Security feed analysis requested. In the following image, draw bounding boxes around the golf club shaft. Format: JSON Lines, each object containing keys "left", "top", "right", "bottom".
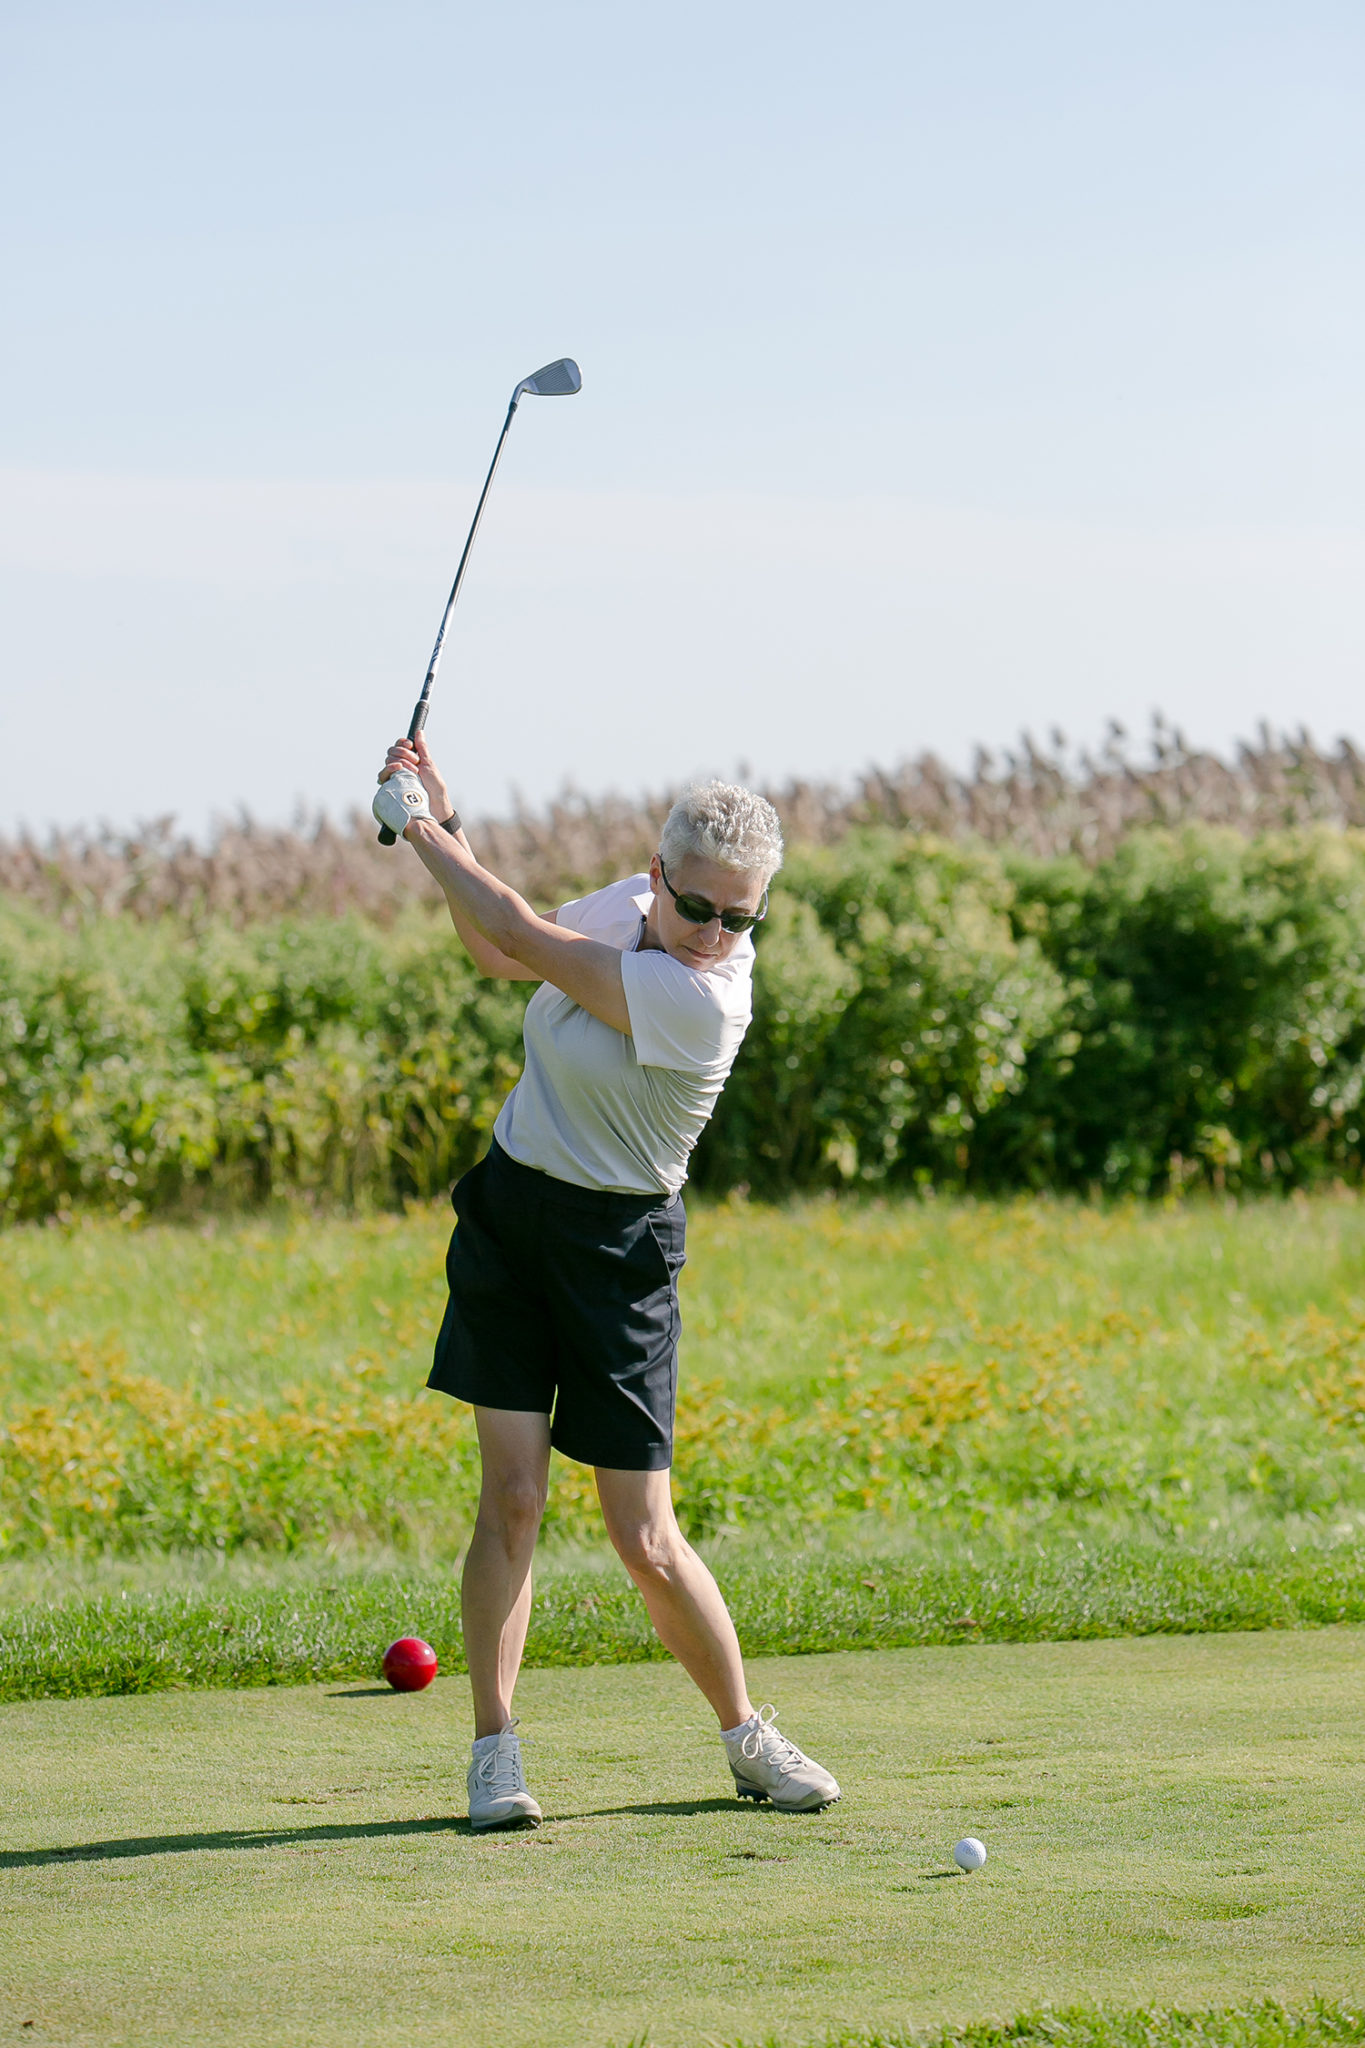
{"left": 377, "top": 396, "right": 522, "bottom": 844}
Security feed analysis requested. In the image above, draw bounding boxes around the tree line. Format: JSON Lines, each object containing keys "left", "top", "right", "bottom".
{"left": 3, "top": 822, "right": 1363, "bottom": 1219}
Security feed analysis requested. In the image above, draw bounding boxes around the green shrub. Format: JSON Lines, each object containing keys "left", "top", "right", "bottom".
{"left": 0, "top": 906, "right": 527, "bottom": 1219}
{"left": 994, "top": 827, "right": 1365, "bottom": 1192}
{"left": 699, "top": 833, "right": 1067, "bottom": 1192}
{"left": 5, "top": 826, "right": 1365, "bottom": 1214}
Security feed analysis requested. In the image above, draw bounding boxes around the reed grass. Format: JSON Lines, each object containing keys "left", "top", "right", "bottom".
{"left": 6, "top": 720, "right": 1365, "bottom": 928}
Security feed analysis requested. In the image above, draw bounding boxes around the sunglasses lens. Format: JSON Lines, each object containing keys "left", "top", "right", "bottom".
{"left": 660, "top": 861, "right": 765, "bottom": 934}
{"left": 678, "top": 901, "right": 755, "bottom": 932}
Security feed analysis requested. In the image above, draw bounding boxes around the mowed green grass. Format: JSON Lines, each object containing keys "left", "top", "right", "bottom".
{"left": 3, "top": 1630, "right": 1364, "bottom": 2048}
{"left": 6, "top": 1190, "right": 1365, "bottom": 1407}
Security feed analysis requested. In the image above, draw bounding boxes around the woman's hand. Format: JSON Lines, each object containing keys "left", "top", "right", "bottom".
{"left": 378, "top": 731, "right": 455, "bottom": 822}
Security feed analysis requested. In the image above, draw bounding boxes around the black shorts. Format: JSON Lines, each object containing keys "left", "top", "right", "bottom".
{"left": 428, "top": 1141, "right": 687, "bottom": 1471}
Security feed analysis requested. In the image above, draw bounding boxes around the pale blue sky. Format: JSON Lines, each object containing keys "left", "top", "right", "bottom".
{"left": 3, "top": 2, "right": 1363, "bottom": 833}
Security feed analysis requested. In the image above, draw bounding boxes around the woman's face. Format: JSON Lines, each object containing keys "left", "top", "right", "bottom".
{"left": 646, "top": 852, "right": 768, "bottom": 971}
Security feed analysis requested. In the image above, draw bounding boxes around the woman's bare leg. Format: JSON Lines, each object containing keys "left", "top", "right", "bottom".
{"left": 595, "top": 1467, "right": 754, "bottom": 1729}
{"left": 462, "top": 1407, "right": 552, "bottom": 1739}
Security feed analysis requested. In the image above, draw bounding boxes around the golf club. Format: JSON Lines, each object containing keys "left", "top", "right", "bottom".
{"left": 377, "top": 357, "right": 583, "bottom": 843}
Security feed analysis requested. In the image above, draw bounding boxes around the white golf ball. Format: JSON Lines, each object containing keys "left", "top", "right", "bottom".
{"left": 953, "top": 1837, "right": 987, "bottom": 1872}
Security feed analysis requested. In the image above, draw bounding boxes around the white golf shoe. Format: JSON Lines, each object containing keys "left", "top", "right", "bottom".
{"left": 723, "top": 1704, "right": 840, "bottom": 1812}
{"left": 467, "top": 1720, "right": 542, "bottom": 1831}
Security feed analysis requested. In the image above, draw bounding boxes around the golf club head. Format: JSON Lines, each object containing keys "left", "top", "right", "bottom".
{"left": 512, "top": 358, "right": 582, "bottom": 401}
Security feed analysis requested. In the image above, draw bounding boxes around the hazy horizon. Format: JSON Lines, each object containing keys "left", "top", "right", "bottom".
{"left": 4, "top": 2, "right": 1363, "bottom": 838}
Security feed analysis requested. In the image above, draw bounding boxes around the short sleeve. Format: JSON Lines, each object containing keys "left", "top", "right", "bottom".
{"left": 553, "top": 876, "right": 650, "bottom": 941}
{"left": 620, "top": 951, "right": 752, "bottom": 1075}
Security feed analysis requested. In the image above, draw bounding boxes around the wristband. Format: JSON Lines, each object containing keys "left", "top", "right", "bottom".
{"left": 439, "top": 810, "right": 463, "bottom": 835}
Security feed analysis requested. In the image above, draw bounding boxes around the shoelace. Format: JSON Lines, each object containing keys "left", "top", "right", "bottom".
{"left": 473, "top": 1718, "right": 526, "bottom": 1793}
{"left": 739, "top": 1703, "right": 803, "bottom": 1769}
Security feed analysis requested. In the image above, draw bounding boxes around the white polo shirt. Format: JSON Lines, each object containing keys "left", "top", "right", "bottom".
{"left": 492, "top": 874, "right": 754, "bottom": 1197}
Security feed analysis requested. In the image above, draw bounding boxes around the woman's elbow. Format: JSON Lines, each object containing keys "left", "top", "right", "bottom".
{"left": 487, "top": 913, "right": 540, "bottom": 969}
{"left": 461, "top": 930, "right": 521, "bottom": 980}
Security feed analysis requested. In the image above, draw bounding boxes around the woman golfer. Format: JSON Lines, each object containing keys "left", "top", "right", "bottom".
{"left": 375, "top": 735, "right": 839, "bottom": 1831}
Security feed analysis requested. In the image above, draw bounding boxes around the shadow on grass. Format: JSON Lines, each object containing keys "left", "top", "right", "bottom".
{"left": 0, "top": 1797, "right": 750, "bottom": 1868}
{"left": 1, "top": 1817, "right": 467, "bottom": 1866}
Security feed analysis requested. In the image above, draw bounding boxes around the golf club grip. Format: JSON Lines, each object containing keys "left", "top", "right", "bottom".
{"left": 376, "top": 694, "right": 432, "bottom": 844}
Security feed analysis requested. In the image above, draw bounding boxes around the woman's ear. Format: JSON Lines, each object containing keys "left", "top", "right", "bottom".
{"left": 648, "top": 854, "right": 662, "bottom": 892}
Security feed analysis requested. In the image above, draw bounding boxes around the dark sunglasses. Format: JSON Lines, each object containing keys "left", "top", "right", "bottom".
{"left": 658, "top": 858, "right": 768, "bottom": 934}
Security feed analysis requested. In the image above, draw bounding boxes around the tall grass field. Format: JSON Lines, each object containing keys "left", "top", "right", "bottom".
{"left": 3, "top": 1191, "right": 1364, "bottom": 1697}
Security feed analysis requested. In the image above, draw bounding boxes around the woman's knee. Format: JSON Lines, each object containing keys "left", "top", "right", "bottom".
{"left": 596, "top": 1468, "right": 681, "bottom": 1574}
{"left": 476, "top": 1470, "right": 547, "bottom": 1548}
{"left": 607, "top": 1513, "right": 687, "bottom": 1581}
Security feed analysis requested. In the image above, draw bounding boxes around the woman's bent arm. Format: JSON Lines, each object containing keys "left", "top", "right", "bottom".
{"left": 435, "top": 822, "right": 553, "bottom": 981}
{"left": 405, "top": 818, "right": 631, "bottom": 1033}
{"left": 376, "top": 730, "right": 552, "bottom": 984}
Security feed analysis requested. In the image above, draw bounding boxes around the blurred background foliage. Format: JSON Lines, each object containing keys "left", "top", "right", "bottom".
{"left": 4, "top": 806, "right": 1365, "bottom": 1217}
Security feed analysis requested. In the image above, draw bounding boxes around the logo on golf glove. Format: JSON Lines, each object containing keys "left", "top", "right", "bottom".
{"left": 373, "top": 770, "right": 433, "bottom": 835}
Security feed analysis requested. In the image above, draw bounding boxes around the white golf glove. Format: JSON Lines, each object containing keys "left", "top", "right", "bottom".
{"left": 372, "top": 770, "right": 434, "bottom": 836}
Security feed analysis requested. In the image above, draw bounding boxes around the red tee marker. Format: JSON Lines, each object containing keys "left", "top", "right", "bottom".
{"left": 382, "top": 1637, "right": 438, "bottom": 1692}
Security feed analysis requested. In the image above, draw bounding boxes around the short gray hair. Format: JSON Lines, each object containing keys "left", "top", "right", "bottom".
{"left": 658, "top": 779, "right": 784, "bottom": 883}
